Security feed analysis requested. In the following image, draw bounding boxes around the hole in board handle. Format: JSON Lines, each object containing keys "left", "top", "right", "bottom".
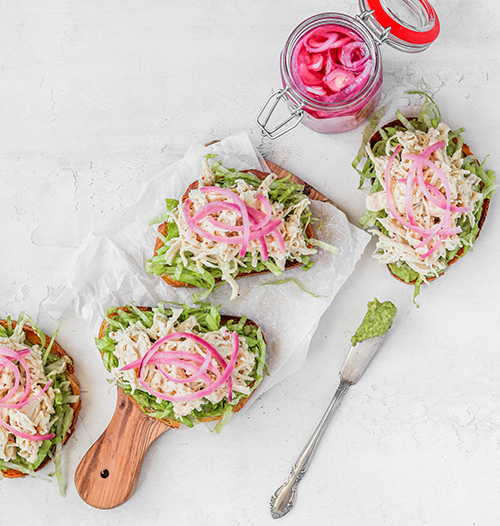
{"left": 100, "top": 469, "right": 110, "bottom": 479}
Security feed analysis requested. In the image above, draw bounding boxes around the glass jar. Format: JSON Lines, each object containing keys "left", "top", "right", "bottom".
{"left": 256, "top": 0, "right": 439, "bottom": 138}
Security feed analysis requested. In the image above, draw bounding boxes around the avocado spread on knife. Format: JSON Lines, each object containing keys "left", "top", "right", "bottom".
{"left": 351, "top": 298, "right": 397, "bottom": 346}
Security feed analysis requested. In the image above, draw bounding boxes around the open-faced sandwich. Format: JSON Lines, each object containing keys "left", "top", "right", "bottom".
{"left": 145, "top": 156, "right": 329, "bottom": 299}
{"left": 0, "top": 314, "right": 80, "bottom": 490}
{"left": 353, "top": 91, "right": 496, "bottom": 297}
{"left": 95, "top": 302, "right": 267, "bottom": 432}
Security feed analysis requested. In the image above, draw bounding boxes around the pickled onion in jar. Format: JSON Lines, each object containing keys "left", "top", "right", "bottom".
{"left": 291, "top": 24, "right": 372, "bottom": 103}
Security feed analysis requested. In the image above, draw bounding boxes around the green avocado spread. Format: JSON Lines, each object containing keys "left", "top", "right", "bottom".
{"left": 351, "top": 298, "right": 397, "bottom": 346}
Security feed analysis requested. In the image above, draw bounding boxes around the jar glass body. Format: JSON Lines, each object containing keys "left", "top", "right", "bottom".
{"left": 280, "top": 13, "right": 383, "bottom": 134}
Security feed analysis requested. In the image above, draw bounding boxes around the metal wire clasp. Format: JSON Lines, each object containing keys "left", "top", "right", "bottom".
{"left": 256, "top": 87, "right": 304, "bottom": 140}
{"left": 356, "top": 9, "right": 391, "bottom": 45}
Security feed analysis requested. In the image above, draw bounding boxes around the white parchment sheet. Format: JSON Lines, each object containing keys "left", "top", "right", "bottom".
{"left": 44, "top": 131, "right": 370, "bottom": 400}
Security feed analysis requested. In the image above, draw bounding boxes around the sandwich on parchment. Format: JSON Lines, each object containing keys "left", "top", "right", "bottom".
{"left": 145, "top": 156, "right": 331, "bottom": 300}
{"left": 95, "top": 302, "right": 267, "bottom": 432}
{"left": 0, "top": 314, "right": 80, "bottom": 491}
{"left": 353, "top": 91, "right": 495, "bottom": 298}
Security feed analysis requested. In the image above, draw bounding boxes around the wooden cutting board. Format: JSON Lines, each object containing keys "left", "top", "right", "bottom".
{"left": 203, "top": 139, "right": 334, "bottom": 206}
{"left": 74, "top": 387, "right": 169, "bottom": 509}
{"left": 74, "top": 156, "right": 336, "bottom": 510}
{"left": 263, "top": 157, "right": 334, "bottom": 206}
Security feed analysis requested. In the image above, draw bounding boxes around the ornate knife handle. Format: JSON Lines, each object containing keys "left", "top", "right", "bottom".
{"left": 270, "top": 378, "right": 350, "bottom": 519}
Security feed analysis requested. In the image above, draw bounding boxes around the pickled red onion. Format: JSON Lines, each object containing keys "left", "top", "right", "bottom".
{"left": 0, "top": 376, "right": 53, "bottom": 409}
{"left": 0, "top": 416, "right": 55, "bottom": 442}
{"left": 420, "top": 179, "right": 472, "bottom": 213}
{"left": 193, "top": 201, "right": 239, "bottom": 222}
{"left": 183, "top": 186, "right": 285, "bottom": 260}
{"left": 121, "top": 351, "right": 217, "bottom": 386}
{"left": 384, "top": 142, "right": 466, "bottom": 260}
{"left": 309, "top": 54, "right": 324, "bottom": 71}
{"left": 0, "top": 345, "right": 56, "bottom": 442}
{"left": 200, "top": 187, "right": 251, "bottom": 257}
{"left": 139, "top": 332, "right": 229, "bottom": 377}
{"left": 421, "top": 141, "right": 446, "bottom": 157}
{"left": 0, "top": 347, "right": 30, "bottom": 358}
{"left": 184, "top": 200, "right": 282, "bottom": 245}
{"left": 193, "top": 194, "right": 272, "bottom": 231}
{"left": 200, "top": 196, "right": 276, "bottom": 260}
{"left": 330, "top": 36, "right": 353, "bottom": 49}
{"left": 246, "top": 204, "right": 287, "bottom": 254}
{"left": 291, "top": 24, "right": 372, "bottom": 103}
{"left": 121, "top": 350, "right": 220, "bottom": 376}
{"left": 325, "top": 61, "right": 372, "bottom": 103}
{"left": 304, "top": 30, "right": 339, "bottom": 53}
{"left": 202, "top": 194, "right": 272, "bottom": 233}
{"left": 205, "top": 209, "right": 270, "bottom": 261}
{"left": 384, "top": 145, "right": 418, "bottom": 232}
{"left": 340, "top": 41, "right": 369, "bottom": 71}
{"left": 404, "top": 141, "right": 469, "bottom": 214}
{"left": 149, "top": 350, "right": 221, "bottom": 378}
{"left": 193, "top": 200, "right": 268, "bottom": 258}
{"left": 419, "top": 238, "right": 443, "bottom": 259}
{"left": 325, "top": 67, "right": 355, "bottom": 93}
{"left": 138, "top": 332, "right": 239, "bottom": 404}
{"left": 155, "top": 354, "right": 214, "bottom": 386}
{"left": 120, "top": 331, "right": 239, "bottom": 403}
{"left": 0, "top": 347, "right": 31, "bottom": 406}
{"left": 403, "top": 154, "right": 452, "bottom": 246}
{"left": 404, "top": 153, "right": 472, "bottom": 215}
{"left": 0, "top": 356, "right": 21, "bottom": 404}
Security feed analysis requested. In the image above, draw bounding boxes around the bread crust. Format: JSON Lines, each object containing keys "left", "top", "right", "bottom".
{"left": 98, "top": 306, "right": 265, "bottom": 429}
{"left": 152, "top": 169, "right": 315, "bottom": 288}
{"left": 0, "top": 320, "right": 81, "bottom": 479}
{"left": 369, "top": 119, "right": 491, "bottom": 285}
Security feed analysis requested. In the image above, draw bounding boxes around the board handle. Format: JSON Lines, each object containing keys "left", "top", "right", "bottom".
{"left": 74, "top": 387, "right": 170, "bottom": 509}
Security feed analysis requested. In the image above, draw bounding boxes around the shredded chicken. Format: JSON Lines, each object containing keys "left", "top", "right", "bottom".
{"left": 164, "top": 160, "right": 316, "bottom": 298}
{"left": 0, "top": 326, "right": 55, "bottom": 464}
{"left": 110, "top": 310, "right": 256, "bottom": 418}
{"left": 365, "top": 123, "right": 482, "bottom": 279}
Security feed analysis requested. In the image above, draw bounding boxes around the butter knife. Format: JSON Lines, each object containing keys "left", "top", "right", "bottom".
{"left": 270, "top": 334, "right": 388, "bottom": 519}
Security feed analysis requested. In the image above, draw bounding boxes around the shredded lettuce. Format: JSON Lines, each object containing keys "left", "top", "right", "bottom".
{"left": 306, "top": 237, "right": 338, "bottom": 254}
{"left": 96, "top": 302, "right": 267, "bottom": 430}
{"left": 149, "top": 198, "right": 179, "bottom": 226}
{"left": 260, "top": 278, "right": 327, "bottom": 298}
{"left": 352, "top": 106, "right": 387, "bottom": 178}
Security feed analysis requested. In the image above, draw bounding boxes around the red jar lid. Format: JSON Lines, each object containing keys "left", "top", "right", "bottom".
{"left": 360, "top": 0, "right": 439, "bottom": 50}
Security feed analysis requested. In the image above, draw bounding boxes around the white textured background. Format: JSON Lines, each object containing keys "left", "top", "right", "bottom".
{"left": 1, "top": 1, "right": 499, "bottom": 525}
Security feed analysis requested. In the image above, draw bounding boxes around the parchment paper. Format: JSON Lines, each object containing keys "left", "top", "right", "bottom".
{"left": 44, "top": 131, "right": 370, "bottom": 401}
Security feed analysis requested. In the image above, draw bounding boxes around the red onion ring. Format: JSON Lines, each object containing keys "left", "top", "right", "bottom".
{"left": 291, "top": 24, "right": 373, "bottom": 103}
{"left": 155, "top": 354, "right": 213, "bottom": 386}
{"left": 340, "top": 41, "right": 369, "bottom": 71}
{"left": 200, "top": 187, "right": 251, "bottom": 257}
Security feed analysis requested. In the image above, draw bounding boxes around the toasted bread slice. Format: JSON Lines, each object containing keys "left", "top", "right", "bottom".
{"left": 153, "top": 169, "right": 315, "bottom": 288}
{"left": 369, "top": 119, "right": 491, "bottom": 285}
{"left": 98, "top": 306, "right": 266, "bottom": 429}
{"left": 0, "top": 320, "right": 81, "bottom": 478}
